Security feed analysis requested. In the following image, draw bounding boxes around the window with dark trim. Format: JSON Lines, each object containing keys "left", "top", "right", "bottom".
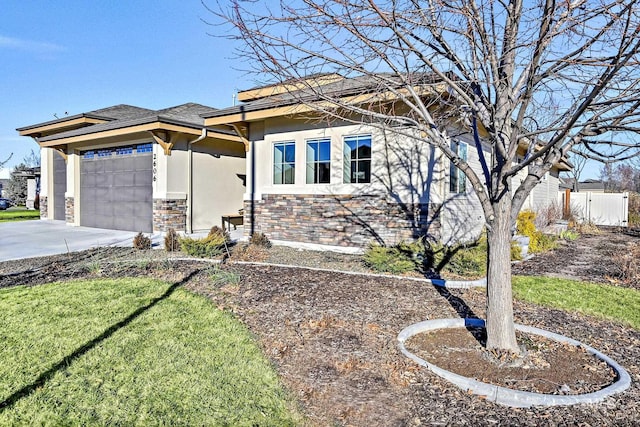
{"left": 449, "top": 140, "right": 468, "bottom": 193}
{"left": 273, "top": 141, "right": 295, "bottom": 184}
{"left": 343, "top": 135, "right": 371, "bottom": 183}
{"left": 306, "top": 138, "right": 331, "bottom": 184}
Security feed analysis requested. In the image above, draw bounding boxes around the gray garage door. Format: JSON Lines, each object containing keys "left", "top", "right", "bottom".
{"left": 53, "top": 152, "right": 67, "bottom": 221}
{"left": 80, "top": 143, "right": 153, "bottom": 232}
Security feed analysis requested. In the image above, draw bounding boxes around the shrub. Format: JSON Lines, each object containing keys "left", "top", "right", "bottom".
{"left": 209, "top": 226, "right": 230, "bottom": 242}
{"left": 534, "top": 202, "right": 563, "bottom": 229}
{"left": 610, "top": 242, "right": 640, "bottom": 284}
{"left": 572, "top": 221, "right": 601, "bottom": 235}
{"left": 230, "top": 243, "right": 269, "bottom": 262}
{"left": 363, "top": 244, "right": 416, "bottom": 274}
{"left": 164, "top": 228, "right": 180, "bottom": 252}
{"left": 628, "top": 192, "right": 640, "bottom": 227}
{"left": 559, "top": 229, "right": 579, "bottom": 241}
{"left": 179, "top": 234, "right": 226, "bottom": 258}
{"left": 249, "top": 232, "right": 272, "bottom": 248}
{"left": 517, "top": 210, "right": 557, "bottom": 253}
{"left": 511, "top": 240, "right": 523, "bottom": 261}
{"left": 133, "top": 232, "right": 151, "bottom": 250}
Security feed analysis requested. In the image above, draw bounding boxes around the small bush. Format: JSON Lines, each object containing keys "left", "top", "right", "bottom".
{"left": 363, "top": 244, "right": 416, "bottom": 274}
{"left": 230, "top": 243, "right": 269, "bottom": 262}
{"left": 511, "top": 240, "right": 523, "bottom": 261}
{"left": 179, "top": 234, "right": 226, "bottom": 258}
{"left": 517, "top": 210, "right": 557, "bottom": 253}
{"left": 559, "top": 229, "right": 579, "bottom": 241}
{"left": 209, "top": 226, "right": 230, "bottom": 242}
{"left": 628, "top": 192, "right": 640, "bottom": 226}
{"left": 535, "top": 202, "right": 563, "bottom": 229}
{"left": 610, "top": 242, "right": 640, "bottom": 284}
{"left": 133, "top": 232, "right": 151, "bottom": 250}
{"left": 250, "top": 232, "right": 272, "bottom": 248}
{"left": 572, "top": 221, "right": 601, "bottom": 235}
{"left": 207, "top": 265, "right": 241, "bottom": 287}
{"left": 164, "top": 228, "right": 180, "bottom": 252}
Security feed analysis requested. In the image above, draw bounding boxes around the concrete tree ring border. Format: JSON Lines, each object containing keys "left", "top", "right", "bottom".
{"left": 398, "top": 318, "right": 631, "bottom": 408}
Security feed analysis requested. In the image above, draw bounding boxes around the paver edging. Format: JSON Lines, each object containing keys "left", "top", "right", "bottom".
{"left": 397, "top": 318, "right": 631, "bottom": 408}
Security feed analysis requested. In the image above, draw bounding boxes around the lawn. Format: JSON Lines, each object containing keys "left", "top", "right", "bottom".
{"left": 0, "top": 208, "right": 40, "bottom": 222}
{"left": 0, "top": 278, "right": 302, "bottom": 426}
{"left": 513, "top": 275, "right": 640, "bottom": 329}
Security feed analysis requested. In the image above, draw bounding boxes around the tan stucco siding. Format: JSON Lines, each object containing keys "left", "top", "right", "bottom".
{"left": 439, "top": 136, "right": 490, "bottom": 244}
{"left": 191, "top": 143, "right": 246, "bottom": 231}
{"left": 249, "top": 120, "right": 443, "bottom": 204}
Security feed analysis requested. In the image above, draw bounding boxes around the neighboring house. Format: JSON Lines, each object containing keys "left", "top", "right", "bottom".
{"left": 17, "top": 104, "right": 246, "bottom": 233}
{"left": 18, "top": 76, "right": 569, "bottom": 250}
{"left": 558, "top": 177, "right": 605, "bottom": 193}
{"left": 0, "top": 179, "right": 9, "bottom": 198}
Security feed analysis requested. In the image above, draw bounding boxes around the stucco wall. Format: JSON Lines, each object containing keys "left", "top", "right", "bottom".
{"left": 439, "top": 135, "right": 490, "bottom": 244}
{"left": 245, "top": 120, "right": 447, "bottom": 247}
{"left": 191, "top": 141, "right": 246, "bottom": 231}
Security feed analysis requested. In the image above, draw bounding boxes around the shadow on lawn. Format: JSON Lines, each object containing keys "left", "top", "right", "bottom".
{"left": 0, "top": 269, "right": 201, "bottom": 411}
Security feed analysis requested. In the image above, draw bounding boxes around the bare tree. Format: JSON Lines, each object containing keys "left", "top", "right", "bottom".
{"left": 566, "top": 147, "right": 590, "bottom": 192}
{"left": 212, "top": 0, "right": 640, "bottom": 353}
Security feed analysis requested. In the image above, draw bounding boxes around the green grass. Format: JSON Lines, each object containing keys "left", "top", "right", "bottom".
{"left": 513, "top": 276, "right": 640, "bottom": 329}
{"left": 0, "top": 208, "right": 40, "bottom": 222}
{"left": 0, "top": 278, "right": 302, "bottom": 425}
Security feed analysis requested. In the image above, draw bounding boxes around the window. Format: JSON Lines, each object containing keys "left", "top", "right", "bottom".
{"left": 343, "top": 135, "right": 372, "bottom": 183}
{"left": 449, "top": 140, "right": 468, "bottom": 193}
{"left": 306, "top": 138, "right": 331, "bottom": 184}
{"left": 273, "top": 141, "right": 295, "bottom": 184}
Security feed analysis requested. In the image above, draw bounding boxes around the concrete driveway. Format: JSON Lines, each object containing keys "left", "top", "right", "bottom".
{"left": 0, "top": 220, "right": 157, "bottom": 262}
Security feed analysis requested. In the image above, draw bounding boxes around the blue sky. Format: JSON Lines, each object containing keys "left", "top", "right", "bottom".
{"left": 0, "top": 1, "right": 601, "bottom": 180}
{"left": 0, "top": 1, "right": 248, "bottom": 178}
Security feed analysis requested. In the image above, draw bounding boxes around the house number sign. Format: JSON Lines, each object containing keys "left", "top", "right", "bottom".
{"left": 153, "top": 153, "right": 157, "bottom": 182}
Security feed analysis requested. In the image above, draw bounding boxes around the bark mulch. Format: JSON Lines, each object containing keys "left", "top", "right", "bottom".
{"left": 0, "top": 232, "right": 639, "bottom": 426}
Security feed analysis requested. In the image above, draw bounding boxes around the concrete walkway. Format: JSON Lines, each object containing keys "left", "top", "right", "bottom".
{"left": 0, "top": 220, "right": 159, "bottom": 262}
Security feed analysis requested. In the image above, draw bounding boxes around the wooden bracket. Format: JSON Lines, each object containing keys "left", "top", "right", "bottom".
{"left": 231, "top": 123, "right": 250, "bottom": 152}
{"left": 53, "top": 147, "right": 68, "bottom": 162}
{"left": 149, "top": 130, "right": 179, "bottom": 155}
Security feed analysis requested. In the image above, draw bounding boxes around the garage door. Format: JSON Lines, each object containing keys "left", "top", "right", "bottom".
{"left": 80, "top": 143, "right": 153, "bottom": 232}
{"left": 53, "top": 152, "right": 66, "bottom": 220}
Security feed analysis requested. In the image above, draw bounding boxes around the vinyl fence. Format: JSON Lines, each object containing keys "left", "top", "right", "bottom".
{"left": 558, "top": 191, "right": 629, "bottom": 227}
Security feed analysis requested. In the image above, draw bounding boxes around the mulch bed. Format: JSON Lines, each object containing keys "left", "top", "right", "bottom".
{"left": 1, "top": 230, "right": 639, "bottom": 426}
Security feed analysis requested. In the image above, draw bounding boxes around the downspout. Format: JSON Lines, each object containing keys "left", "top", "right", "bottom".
{"left": 187, "top": 128, "right": 208, "bottom": 234}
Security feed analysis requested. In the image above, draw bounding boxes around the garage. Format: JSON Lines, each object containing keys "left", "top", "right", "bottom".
{"left": 80, "top": 143, "right": 153, "bottom": 232}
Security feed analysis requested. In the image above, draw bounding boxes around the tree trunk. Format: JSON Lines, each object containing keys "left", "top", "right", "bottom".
{"left": 485, "top": 196, "right": 519, "bottom": 353}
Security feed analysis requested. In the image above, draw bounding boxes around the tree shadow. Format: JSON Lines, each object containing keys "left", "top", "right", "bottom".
{"left": 0, "top": 269, "right": 201, "bottom": 411}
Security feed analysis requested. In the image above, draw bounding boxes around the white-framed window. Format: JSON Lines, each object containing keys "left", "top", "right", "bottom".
{"left": 449, "top": 140, "right": 468, "bottom": 193}
{"left": 343, "top": 134, "right": 372, "bottom": 183}
{"left": 306, "top": 138, "right": 331, "bottom": 184}
{"left": 273, "top": 141, "right": 295, "bottom": 184}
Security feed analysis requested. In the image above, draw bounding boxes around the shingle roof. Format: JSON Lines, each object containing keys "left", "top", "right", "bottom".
{"left": 16, "top": 105, "right": 155, "bottom": 132}
{"left": 36, "top": 103, "right": 218, "bottom": 143}
{"left": 202, "top": 73, "right": 446, "bottom": 119}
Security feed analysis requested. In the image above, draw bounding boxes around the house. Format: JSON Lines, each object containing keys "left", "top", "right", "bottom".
{"left": 17, "top": 104, "right": 246, "bottom": 233}
{"left": 201, "top": 74, "right": 569, "bottom": 249}
{"left": 0, "top": 179, "right": 9, "bottom": 198}
{"left": 18, "top": 75, "right": 568, "bottom": 250}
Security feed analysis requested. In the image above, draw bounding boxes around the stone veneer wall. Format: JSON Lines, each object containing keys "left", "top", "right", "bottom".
{"left": 65, "top": 197, "right": 74, "bottom": 223}
{"left": 40, "top": 196, "right": 48, "bottom": 219}
{"left": 153, "top": 199, "right": 187, "bottom": 232}
{"left": 244, "top": 194, "right": 441, "bottom": 248}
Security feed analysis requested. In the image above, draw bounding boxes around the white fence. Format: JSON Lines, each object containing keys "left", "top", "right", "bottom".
{"left": 558, "top": 191, "right": 629, "bottom": 227}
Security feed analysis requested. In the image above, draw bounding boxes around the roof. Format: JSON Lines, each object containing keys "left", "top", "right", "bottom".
{"left": 16, "top": 105, "right": 155, "bottom": 132}
{"left": 202, "top": 73, "right": 447, "bottom": 119}
{"left": 30, "top": 103, "right": 219, "bottom": 143}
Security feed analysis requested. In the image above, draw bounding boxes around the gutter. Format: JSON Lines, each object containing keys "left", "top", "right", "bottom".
{"left": 186, "top": 128, "right": 208, "bottom": 234}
